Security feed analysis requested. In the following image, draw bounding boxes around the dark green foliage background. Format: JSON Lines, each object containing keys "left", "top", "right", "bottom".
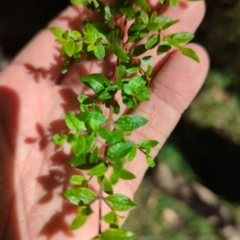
{"left": 1, "top": 0, "right": 240, "bottom": 239}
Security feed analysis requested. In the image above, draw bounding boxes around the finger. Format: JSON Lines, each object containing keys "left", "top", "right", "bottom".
{"left": 8, "top": 5, "right": 87, "bottom": 84}
{"left": 125, "top": 44, "right": 209, "bottom": 192}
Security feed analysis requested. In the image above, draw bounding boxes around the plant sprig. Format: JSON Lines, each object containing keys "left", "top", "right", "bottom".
{"left": 51, "top": 0, "right": 199, "bottom": 239}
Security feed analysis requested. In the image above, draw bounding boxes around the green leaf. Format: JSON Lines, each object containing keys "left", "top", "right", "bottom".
{"left": 98, "top": 128, "right": 123, "bottom": 143}
{"left": 61, "top": 59, "right": 70, "bottom": 74}
{"left": 102, "top": 211, "right": 118, "bottom": 225}
{"left": 101, "top": 229, "right": 135, "bottom": 240}
{"left": 140, "top": 56, "right": 154, "bottom": 66}
{"left": 110, "top": 172, "right": 119, "bottom": 185}
{"left": 69, "top": 133, "right": 96, "bottom": 157}
{"left": 70, "top": 30, "right": 82, "bottom": 40}
{"left": 145, "top": 34, "right": 160, "bottom": 50}
{"left": 64, "top": 188, "right": 96, "bottom": 205}
{"left": 170, "top": 0, "right": 178, "bottom": 6}
{"left": 121, "top": 94, "right": 137, "bottom": 109}
{"left": 119, "top": 169, "right": 136, "bottom": 180}
{"left": 129, "top": 23, "right": 146, "bottom": 32}
{"left": 70, "top": 211, "right": 87, "bottom": 230}
{"left": 155, "top": 16, "right": 179, "bottom": 30}
{"left": 78, "top": 111, "right": 107, "bottom": 126}
{"left": 112, "top": 160, "right": 123, "bottom": 171}
{"left": 146, "top": 65, "right": 152, "bottom": 76}
{"left": 108, "top": 26, "right": 122, "bottom": 42}
{"left": 65, "top": 112, "right": 87, "bottom": 132}
{"left": 69, "top": 175, "right": 88, "bottom": 185}
{"left": 70, "top": 0, "right": 85, "bottom": 4}
{"left": 157, "top": 45, "right": 171, "bottom": 55}
{"left": 172, "top": 32, "right": 194, "bottom": 43}
{"left": 103, "top": 177, "right": 113, "bottom": 194}
{"left": 140, "top": 10, "right": 149, "bottom": 25}
{"left": 70, "top": 152, "right": 99, "bottom": 169}
{"left": 123, "top": 76, "right": 150, "bottom": 102}
{"left": 181, "top": 47, "right": 200, "bottom": 63}
{"left": 113, "top": 100, "right": 120, "bottom": 114}
{"left": 135, "top": 0, "right": 150, "bottom": 11}
{"left": 52, "top": 133, "right": 68, "bottom": 145}
{"left": 118, "top": 65, "right": 127, "bottom": 79}
{"left": 87, "top": 43, "right": 95, "bottom": 52}
{"left": 146, "top": 155, "right": 155, "bottom": 167}
{"left": 90, "top": 147, "right": 99, "bottom": 163}
{"left": 126, "top": 65, "right": 139, "bottom": 74}
{"left": 73, "top": 52, "right": 81, "bottom": 62}
{"left": 63, "top": 41, "right": 75, "bottom": 57}
{"left": 109, "top": 43, "right": 129, "bottom": 63}
{"left": 84, "top": 133, "right": 97, "bottom": 153}
{"left": 68, "top": 135, "right": 86, "bottom": 156}
{"left": 92, "top": 0, "right": 99, "bottom": 8}
{"left": 80, "top": 73, "right": 110, "bottom": 93}
{"left": 105, "top": 193, "right": 137, "bottom": 211}
{"left": 140, "top": 140, "right": 159, "bottom": 148}
{"left": 131, "top": 44, "right": 146, "bottom": 57}
{"left": 150, "top": 11, "right": 157, "bottom": 23}
{"left": 70, "top": 206, "right": 92, "bottom": 230}
{"left": 94, "top": 44, "right": 105, "bottom": 60}
{"left": 138, "top": 140, "right": 159, "bottom": 153}
{"left": 111, "top": 129, "right": 124, "bottom": 143}
{"left": 162, "top": 19, "right": 180, "bottom": 30}
{"left": 104, "top": 5, "right": 113, "bottom": 22}
{"left": 62, "top": 30, "right": 69, "bottom": 40}
{"left": 146, "top": 22, "right": 160, "bottom": 31}
{"left": 88, "top": 163, "right": 107, "bottom": 177}
{"left": 107, "top": 141, "right": 135, "bottom": 160}
{"left": 98, "top": 85, "right": 118, "bottom": 100}
{"left": 69, "top": 155, "right": 87, "bottom": 167}
{"left": 120, "top": 6, "right": 136, "bottom": 20}
{"left": 50, "top": 27, "right": 64, "bottom": 39}
{"left": 84, "top": 22, "right": 109, "bottom": 42}
{"left": 166, "top": 37, "right": 180, "bottom": 48}
{"left": 84, "top": 32, "right": 96, "bottom": 44}
{"left": 89, "top": 118, "right": 100, "bottom": 131}
{"left": 125, "top": 146, "right": 137, "bottom": 162}
{"left": 78, "top": 94, "right": 88, "bottom": 103}
{"left": 115, "top": 115, "right": 148, "bottom": 131}
{"left": 98, "top": 127, "right": 112, "bottom": 142}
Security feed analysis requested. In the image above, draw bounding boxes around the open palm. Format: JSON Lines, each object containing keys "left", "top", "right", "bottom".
{"left": 0, "top": 1, "right": 208, "bottom": 239}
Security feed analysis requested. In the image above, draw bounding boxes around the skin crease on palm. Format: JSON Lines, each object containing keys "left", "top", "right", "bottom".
{"left": 0, "top": 0, "right": 209, "bottom": 239}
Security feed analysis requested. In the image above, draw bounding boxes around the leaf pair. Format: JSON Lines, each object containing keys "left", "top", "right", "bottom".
{"left": 50, "top": 27, "right": 84, "bottom": 72}
{"left": 159, "top": 32, "right": 199, "bottom": 62}
{"left": 122, "top": 76, "right": 150, "bottom": 105}
{"left": 128, "top": 12, "right": 179, "bottom": 43}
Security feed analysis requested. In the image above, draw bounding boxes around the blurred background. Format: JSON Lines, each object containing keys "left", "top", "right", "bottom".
{"left": 1, "top": 0, "right": 240, "bottom": 239}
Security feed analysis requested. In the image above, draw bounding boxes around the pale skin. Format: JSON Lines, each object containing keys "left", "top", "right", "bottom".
{"left": 0, "top": 1, "right": 209, "bottom": 239}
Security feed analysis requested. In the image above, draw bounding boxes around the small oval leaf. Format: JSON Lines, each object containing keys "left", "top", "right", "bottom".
{"left": 63, "top": 41, "right": 75, "bottom": 57}
{"left": 107, "top": 141, "right": 135, "bottom": 160}
{"left": 105, "top": 193, "right": 137, "bottom": 211}
{"left": 115, "top": 115, "right": 148, "bottom": 131}
{"left": 52, "top": 133, "right": 68, "bottom": 145}
{"left": 88, "top": 163, "right": 107, "bottom": 177}
{"left": 64, "top": 188, "right": 96, "bottom": 205}
{"left": 101, "top": 228, "right": 135, "bottom": 240}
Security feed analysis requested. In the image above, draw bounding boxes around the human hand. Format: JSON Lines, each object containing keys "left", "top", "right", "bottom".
{"left": 0, "top": 1, "right": 209, "bottom": 239}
